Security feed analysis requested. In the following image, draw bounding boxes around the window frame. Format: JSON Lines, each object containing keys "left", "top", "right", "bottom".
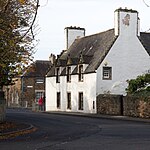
{"left": 67, "top": 92, "right": 71, "bottom": 110}
{"left": 36, "top": 78, "right": 44, "bottom": 84}
{"left": 35, "top": 91, "right": 44, "bottom": 104}
{"left": 57, "top": 92, "right": 61, "bottom": 109}
{"left": 78, "top": 92, "right": 83, "bottom": 110}
{"left": 102, "top": 67, "right": 112, "bottom": 80}
{"left": 67, "top": 66, "right": 71, "bottom": 82}
{"left": 78, "top": 65, "right": 84, "bottom": 82}
{"left": 56, "top": 67, "right": 60, "bottom": 83}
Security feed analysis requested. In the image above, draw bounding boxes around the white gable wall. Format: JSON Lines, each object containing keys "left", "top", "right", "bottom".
{"left": 46, "top": 77, "right": 57, "bottom": 111}
{"left": 96, "top": 9, "right": 150, "bottom": 96}
{"left": 96, "top": 36, "right": 150, "bottom": 95}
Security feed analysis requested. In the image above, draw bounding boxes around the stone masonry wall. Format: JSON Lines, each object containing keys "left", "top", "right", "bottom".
{"left": 22, "top": 77, "right": 45, "bottom": 107}
{"left": 97, "top": 94, "right": 150, "bottom": 118}
{"left": 124, "top": 96, "right": 150, "bottom": 118}
{"left": 22, "top": 77, "right": 35, "bottom": 107}
{"left": 97, "top": 94, "right": 123, "bottom": 115}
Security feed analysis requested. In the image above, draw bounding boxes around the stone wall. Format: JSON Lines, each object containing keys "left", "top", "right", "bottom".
{"left": 4, "top": 76, "right": 46, "bottom": 108}
{"left": 4, "top": 77, "right": 21, "bottom": 107}
{"left": 97, "top": 94, "right": 150, "bottom": 118}
{"left": 22, "top": 77, "right": 45, "bottom": 107}
{"left": 22, "top": 77, "right": 35, "bottom": 107}
{"left": 124, "top": 96, "right": 150, "bottom": 118}
{"left": 97, "top": 94, "right": 123, "bottom": 115}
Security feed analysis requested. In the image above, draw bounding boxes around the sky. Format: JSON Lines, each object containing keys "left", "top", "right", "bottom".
{"left": 34, "top": 0, "right": 150, "bottom": 60}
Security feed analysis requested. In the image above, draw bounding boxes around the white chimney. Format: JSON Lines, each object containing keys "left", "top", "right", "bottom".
{"left": 64, "top": 26, "right": 85, "bottom": 50}
{"left": 114, "top": 8, "right": 140, "bottom": 36}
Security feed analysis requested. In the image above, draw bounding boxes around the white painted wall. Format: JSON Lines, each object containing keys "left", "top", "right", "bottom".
{"left": 97, "top": 9, "right": 150, "bottom": 96}
{"left": 45, "top": 77, "right": 57, "bottom": 111}
{"left": 114, "top": 9, "right": 139, "bottom": 36}
{"left": 97, "top": 37, "right": 150, "bottom": 95}
{"left": 65, "top": 27, "right": 85, "bottom": 49}
{"left": 46, "top": 72, "right": 97, "bottom": 113}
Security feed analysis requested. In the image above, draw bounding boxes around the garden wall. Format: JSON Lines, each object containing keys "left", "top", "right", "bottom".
{"left": 97, "top": 94, "right": 150, "bottom": 118}
{"left": 124, "top": 96, "right": 150, "bottom": 118}
{"left": 97, "top": 94, "right": 123, "bottom": 115}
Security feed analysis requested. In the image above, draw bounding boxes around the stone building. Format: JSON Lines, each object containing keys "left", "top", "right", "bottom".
{"left": 5, "top": 60, "right": 52, "bottom": 108}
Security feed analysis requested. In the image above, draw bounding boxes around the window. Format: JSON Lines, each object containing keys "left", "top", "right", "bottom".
{"left": 78, "top": 65, "right": 83, "bottom": 82}
{"left": 93, "top": 101, "right": 95, "bottom": 109}
{"left": 57, "top": 92, "right": 61, "bottom": 109}
{"left": 67, "top": 92, "right": 71, "bottom": 109}
{"left": 103, "top": 67, "right": 112, "bottom": 80}
{"left": 36, "top": 78, "right": 44, "bottom": 84}
{"left": 35, "top": 92, "right": 44, "bottom": 103}
{"left": 56, "top": 68, "right": 60, "bottom": 83}
{"left": 78, "top": 92, "right": 83, "bottom": 110}
{"left": 67, "top": 67, "right": 71, "bottom": 82}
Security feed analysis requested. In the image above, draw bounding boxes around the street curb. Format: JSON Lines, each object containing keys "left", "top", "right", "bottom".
{"left": 0, "top": 123, "right": 34, "bottom": 136}
{"left": 44, "top": 111, "right": 150, "bottom": 124}
{"left": 0, "top": 123, "right": 37, "bottom": 139}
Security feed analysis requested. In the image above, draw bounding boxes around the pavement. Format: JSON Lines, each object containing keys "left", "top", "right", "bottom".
{"left": 0, "top": 110, "right": 149, "bottom": 140}
{"left": 45, "top": 111, "right": 150, "bottom": 123}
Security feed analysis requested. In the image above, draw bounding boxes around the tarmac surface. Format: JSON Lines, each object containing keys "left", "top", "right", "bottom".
{"left": 0, "top": 109, "right": 150, "bottom": 139}
{"left": 0, "top": 121, "right": 36, "bottom": 140}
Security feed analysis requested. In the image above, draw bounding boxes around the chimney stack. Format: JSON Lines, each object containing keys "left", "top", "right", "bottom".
{"left": 64, "top": 26, "right": 85, "bottom": 50}
{"left": 114, "top": 8, "right": 140, "bottom": 36}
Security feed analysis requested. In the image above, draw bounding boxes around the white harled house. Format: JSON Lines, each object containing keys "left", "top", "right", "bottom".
{"left": 46, "top": 8, "right": 150, "bottom": 113}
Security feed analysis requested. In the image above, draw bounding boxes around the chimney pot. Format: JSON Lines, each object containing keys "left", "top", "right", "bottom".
{"left": 49, "top": 53, "right": 56, "bottom": 64}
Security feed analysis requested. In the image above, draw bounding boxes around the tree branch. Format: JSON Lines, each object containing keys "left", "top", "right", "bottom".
{"left": 20, "top": 0, "right": 40, "bottom": 40}
{"left": 143, "top": 0, "right": 150, "bottom": 7}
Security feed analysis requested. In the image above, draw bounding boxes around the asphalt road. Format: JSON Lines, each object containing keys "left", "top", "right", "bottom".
{"left": 0, "top": 108, "right": 150, "bottom": 150}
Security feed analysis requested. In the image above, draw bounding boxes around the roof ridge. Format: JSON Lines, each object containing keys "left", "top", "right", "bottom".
{"left": 79, "top": 28, "right": 114, "bottom": 40}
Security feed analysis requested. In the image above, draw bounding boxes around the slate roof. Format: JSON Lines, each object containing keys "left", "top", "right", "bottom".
{"left": 139, "top": 32, "right": 150, "bottom": 56}
{"left": 47, "top": 29, "right": 117, "bottom": 77}
{"left": 23, "top": 60, "right": 52, "bottom": 77}
{"left": 47, "top": 29, "right": 150, "bottom": 77}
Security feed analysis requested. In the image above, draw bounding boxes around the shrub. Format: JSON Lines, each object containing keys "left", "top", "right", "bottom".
{"left": 126, "top": 73, "right": 150, "bottom": 95}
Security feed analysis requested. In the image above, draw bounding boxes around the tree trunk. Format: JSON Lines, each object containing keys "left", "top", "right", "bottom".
{"left": 0, "top": 85, "right": 6, "bottom": 122}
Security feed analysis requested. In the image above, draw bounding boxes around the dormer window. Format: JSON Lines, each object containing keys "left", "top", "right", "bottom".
{"left": 67, "top": 66, "right": 71, "bottom": 82}
{"left": 78, "top": 65, "right": 83, "bottom": 82}
{"left": 56, "top": 67, "right": 60, "bottom": 83}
